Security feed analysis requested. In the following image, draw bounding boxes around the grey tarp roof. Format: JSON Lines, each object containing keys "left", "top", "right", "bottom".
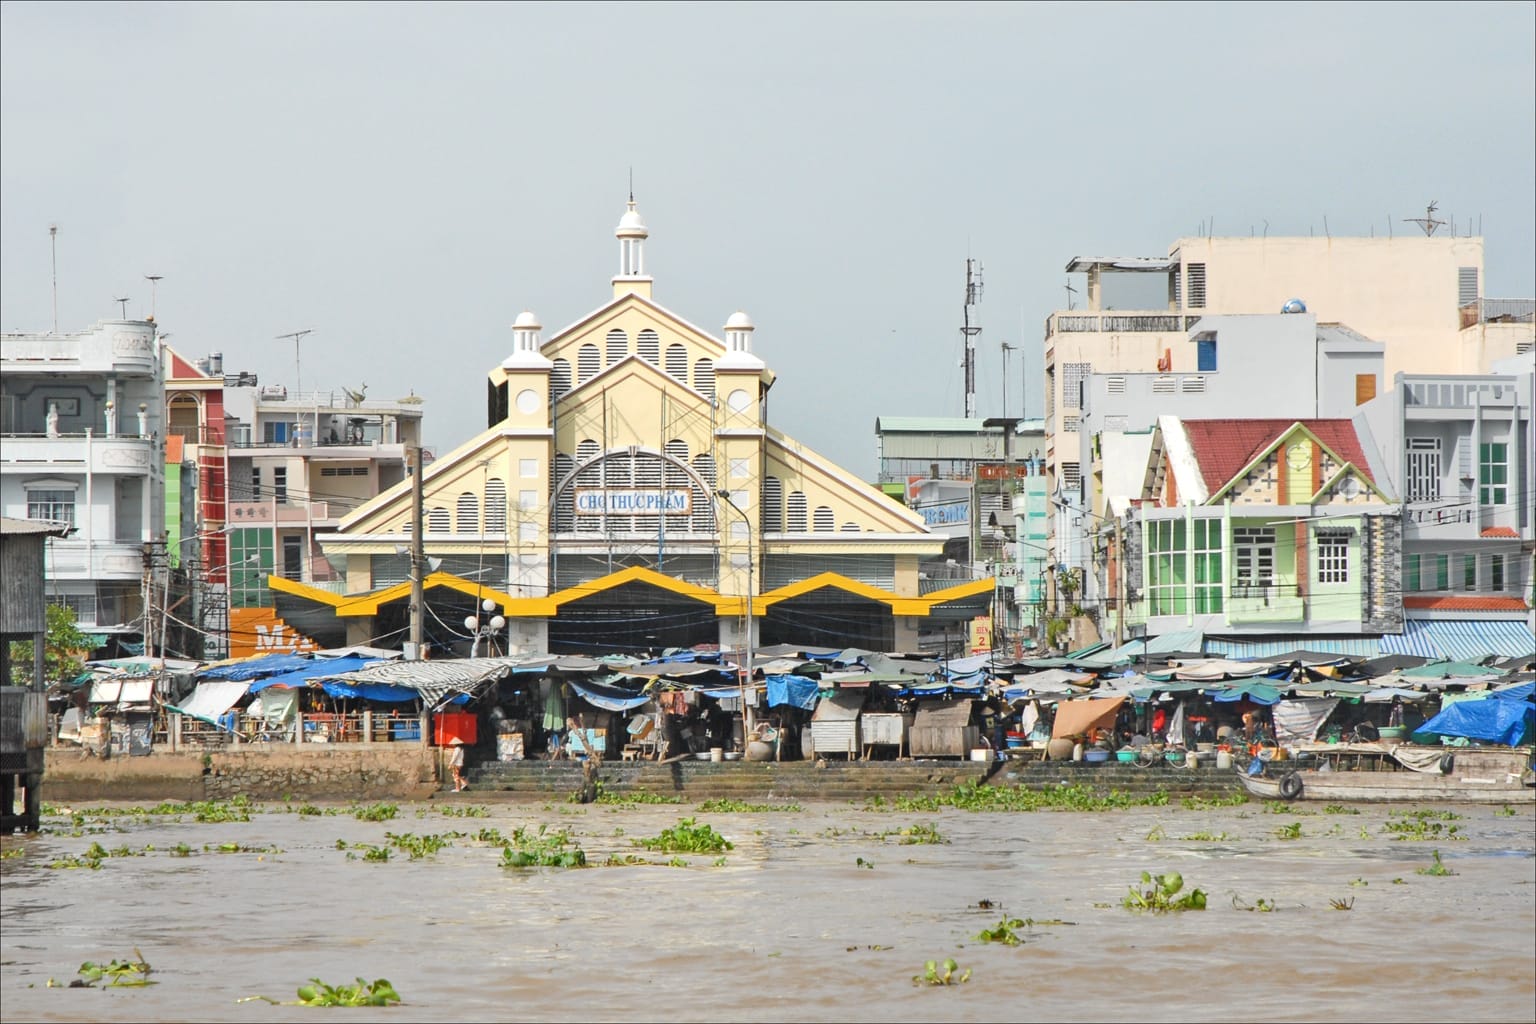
{"left": 320, "top": 658, "right": 517, "bottom": 708}
{"left": 912, "top": 700, "right": 980, "bottom": 727}
{"left": 812, "top": 691, "right": 865, "bottom": 721}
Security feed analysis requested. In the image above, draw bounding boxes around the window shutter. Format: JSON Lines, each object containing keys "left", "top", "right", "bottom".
{"left": 1354, "top": 374, "right": 1377, "bottom": 405}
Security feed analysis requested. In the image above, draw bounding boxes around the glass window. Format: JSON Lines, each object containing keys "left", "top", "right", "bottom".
{"left": 272, "top": 467, "right": 288, "bottom": 505}
{"left": 1434, "top": 554, "right": 1449, "bottom": 591}
{"left": 1317, "top": 534, "right": 1349, "bottom": 584}
{"left": 1489, "top": 554, "right": 1505, "bottom": 592}
{"left": 26, "top": 489, "right": 75, "bottom": 526}
{"left": 1233, "top": 527, "right": 1276, "bottom": 596}
{"left": 1479, "top": 443, "right": 1508, "bottom": 504}
{"left": 1462, "top": 555, "right": 1477, "bottom": 591}
{"left": 1196, "top": 337, "right": 1218, "bottom": 372}
{"left": 1405, "top": 554, "right": 1421, "bottom": 592}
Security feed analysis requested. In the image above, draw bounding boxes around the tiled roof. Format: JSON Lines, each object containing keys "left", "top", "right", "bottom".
{"left": 1179, "top": 419, "right": 1374, "bottom": 496}
{"left": 1480, "top": 526, "right": 1518, "bottom": 538}
{"left": 1403, "top": 595, "right": 1529, "bottom": 611}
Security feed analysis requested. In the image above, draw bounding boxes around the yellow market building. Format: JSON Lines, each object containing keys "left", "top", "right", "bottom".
{"left": 275, "top": 202, "right": 993, "bottom": 656}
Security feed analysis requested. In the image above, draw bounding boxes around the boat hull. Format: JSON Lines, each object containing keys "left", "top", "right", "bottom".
{"left": 1240, "top": 766, "right": 1535, "bottom": 803}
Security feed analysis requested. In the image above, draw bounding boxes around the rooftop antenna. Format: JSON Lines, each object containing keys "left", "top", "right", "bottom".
{"left": 1000, "top": 341, "right": 1017, "bottom": 420}
{"left": 628, "top": 166, "right": 634, "bottom": 204}
{"left": 144, "top": 274, "right": 163, "bottom": 319}
{"left": 1405, "top": 200, "right": 1445, "bottom": 237}
{"left": 1064, "top": 280, "right": 1078, "bottom": 310}
{"left": 114, "top": 296, "right": 131, "bottom": 318}
{"left": 962, "top": 258, "right": 983, "bottom": 419}
{"left": 277, "top": 328, "right": 315, "bottom": 398}
{"left": 49, "top": 224, "right": 59, "bottom": 334}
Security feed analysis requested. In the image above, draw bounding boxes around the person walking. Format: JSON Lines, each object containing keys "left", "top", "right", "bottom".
{"left": 448, "top": 737, "right": 468, "bottom": 792}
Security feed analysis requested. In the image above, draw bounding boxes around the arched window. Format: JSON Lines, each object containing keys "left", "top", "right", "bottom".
{"left": 605, "top": 328, "right": 628, "bottom": 366}
{"left": 484, "top": 479, "right": 507, "bottom": 533}
{"left": 787, "top": 492, "right": 808, "bottom": 532}
{"left": 577, "top": 343, "right": 601, "bottom": 385}
{"left": 841, "top": 521, "right": 860, "bottom": 532}
{"left": 549, "top": 358, "right": 572, "bottom": 403}
{"left": 665, "top": 343, "right": 688, "bottom": 382}
{"left": 427, "top": 506, "right": 450, "bottom": 533}
{"left": 813, "top": 506, "right": 835, "bottom": 532}
{"left": 761, "top": 477, "right": 784, "bottom": 533}
{"left": 693, "top": 358, "right": 715, "bottom": 399}
{"left": 167, "top": 393, "right": 201, "bottom": 444}
{"left": 637, "top": 329, "right": 660, "bottom": 365}
{"left": 457, "top": 492, "right": 480, "bottom": 534}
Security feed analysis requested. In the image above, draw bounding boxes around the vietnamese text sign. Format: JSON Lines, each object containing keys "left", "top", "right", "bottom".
{"left": 574, "top": 489, "right": 692, "bottom": 515}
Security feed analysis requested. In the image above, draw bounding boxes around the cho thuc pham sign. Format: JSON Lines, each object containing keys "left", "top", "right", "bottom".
{"left": 573, "top": 489, "right": 693, "bottom": 515}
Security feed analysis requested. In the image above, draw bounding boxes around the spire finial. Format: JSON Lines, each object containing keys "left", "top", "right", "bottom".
{"left": 628, "top": 167, "right": 634, "bottom": 207}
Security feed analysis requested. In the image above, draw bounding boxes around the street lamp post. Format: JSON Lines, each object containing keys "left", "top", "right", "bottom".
{"left": 464, "top": 597, "right": 506, "bottom": 659}
{"left": 715, "top": 489, "right": 755, "bottom": 740}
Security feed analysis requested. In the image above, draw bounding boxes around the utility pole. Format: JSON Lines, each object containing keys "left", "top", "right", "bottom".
{"left": 409, "top": 445, "right": 426, "bottom": 659}
{"left": 1114, "top": 514, "right": 1125, "bottom": 647}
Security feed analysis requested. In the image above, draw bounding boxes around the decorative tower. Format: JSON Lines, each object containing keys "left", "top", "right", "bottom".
{"left": 613, "top": 199, "right": 653, "bottom": 299}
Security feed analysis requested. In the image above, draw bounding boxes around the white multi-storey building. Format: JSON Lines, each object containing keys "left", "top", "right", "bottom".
{"left": 0, "top": 319, "right": 164, "bottom": 640}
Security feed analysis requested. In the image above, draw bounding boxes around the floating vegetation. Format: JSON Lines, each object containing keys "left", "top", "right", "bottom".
{"left": 856, "top": 856, "right": 875, "bottom": 870}
{"left": 0, "top": 848, "right": 25, "bottom": 860}
{"left": 895, "top": 781, "right": 1170, "bottom": 813}
{"left": 878, "top": 823, "right": 947, "bottom": 845}
{"left": 352, "top": 802, "right": 398, "bottom": 822}
{"left": 1122, "top": 871, "right": 1207, "bottom": 913}
{"left": 205, "top": 842, "right": 279, "bottom": 854}
{"left": 1495, "top": 804, "right": 1517, "bottom": 817}
{"left": 1349, "top": 878, "right": 1369, "bottom": 887}
{"left": 341, "top": 844, "right": 391, "bottom": 863}
{"left": 603, "top": 853, "right": 649, "bottom": 866}
{"left": 1179, "top": 831, "right": 1232, "bottom": 842}
{"left": 434, "top": 804, "right": 490, "bottom": 818}
{"left": 1396, "top": 808, "right": 1463, "bottom": 822}
{"left": 633, "top": 818, "right": 732, "bottom": 854}
{"left": 1323, "top": 804, "right": 1361, "bottom": 815}
{"left": 1382, "top": 818, "right": 1465, "bottom": 841}
{"left": 383, "top": 831, "right": 459, "bottom": 860}
{"left": 72, "top": 950, "right": 155, "bottom": 988}
{"left": 500, "top": 825, "right": 587, "bottom": 868}
{"left": 1416, "top": 849, "right": 1456, "bottom": 877}
{"left": 1231, "top": 896, "right": 1278, "bottom": 913}
{"left": 1273, "top": 822, "right": 1304, "bottom": 840}
{"left": 973, "top": 917, "right": 1027, "bottom": 945}
{"left": 913, "top": 958, "right": 970, "bottom": 987}
{"left": 1329, "top": 897, "right": 1355, "bottom": 911}
{"left": 1144, "top": 824, "right": 1167, "bottom": 842}
{"left": 591, "top": 787, "right": 682, "bottom": 806}
{"left": 697, "top": 798, "right": 801, "bottom": 813}
{"left": 845, "top": 944, "right": 893, "bottom": 952}
{"left": 1263, "top": 800, "right": 1316, "bottom": 816}
{"left": 242, "top": 977, "right": 401, "bottom": 1007}
{"left": 1179, "top": 793, "right": 1249, "bottom": 810}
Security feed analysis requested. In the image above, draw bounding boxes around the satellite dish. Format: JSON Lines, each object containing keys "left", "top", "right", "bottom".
{"left": 1281, "top": 298, "right": 1307, "bottom": 314}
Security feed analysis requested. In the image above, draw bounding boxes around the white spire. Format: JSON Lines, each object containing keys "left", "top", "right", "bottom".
{"left": 718, "top": 310, "right": 764, "bottom": 370}
{"left": 613, "top": 198, "right": 653, "bottom": 297}
{"left": 502, "top": 310, "right": 550, "bottom": 369}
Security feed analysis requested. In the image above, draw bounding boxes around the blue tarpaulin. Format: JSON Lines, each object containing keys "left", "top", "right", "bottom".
{"left": 1210, "top": 681, "right": 1284, "bottom": 706}
{"left": 201, "top": 652, "right": 318, "bottom": 681}
{"left": 1413, "top": 694, "right": 1534, "bottom": 746}
{"left": 566, "top": 678, "right": 651, "bottom": 712}
{"left": 318, "top": 681, "right": 419, "bottom": 702}
{"left": 766, "top": 674, "right": 819, "bottom": 710}
{"left": 246, "top": 656, "right": 376, "bottom": 693}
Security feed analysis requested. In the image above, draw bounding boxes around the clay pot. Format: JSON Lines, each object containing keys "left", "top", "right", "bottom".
{"left": 1046, "top": 738, "right": 1075, "bottom": 761}
{"left": 746, "top": 740, "right": 774, "bottom": 762}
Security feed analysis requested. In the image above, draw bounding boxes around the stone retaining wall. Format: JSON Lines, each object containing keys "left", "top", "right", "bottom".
{"left": 42, "top": 747, "right": 438, "bottom": 802}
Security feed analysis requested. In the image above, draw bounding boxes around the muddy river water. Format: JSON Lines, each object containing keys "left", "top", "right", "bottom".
{"left": 2, "top": 795, "right": 1532, "bottom": 1023}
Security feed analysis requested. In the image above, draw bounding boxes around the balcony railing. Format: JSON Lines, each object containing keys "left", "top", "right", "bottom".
{"left": 1459, "top": 298, "right": 1535, "bottom": 329}
{"left": 1046, "top": 312, "right": 1197, "bottom": 336}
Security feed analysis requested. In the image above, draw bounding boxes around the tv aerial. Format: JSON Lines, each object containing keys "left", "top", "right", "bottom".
{"left": 114, "top": 296, "right": 131, "bottom": 318}
{"left": 1405, "top": 201, "right": 1446, "bottom": 237}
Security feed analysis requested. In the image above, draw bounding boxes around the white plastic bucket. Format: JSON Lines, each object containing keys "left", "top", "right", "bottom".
{"left": 709, "top": 747, "right": 724, "bottom": 763}
{"left": 1216, "top": 750, "right": 1233, "bottom": 770}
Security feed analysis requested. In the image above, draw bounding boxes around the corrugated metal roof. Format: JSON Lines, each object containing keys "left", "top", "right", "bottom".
{"left": 876, "top": 416, "right": 995, "bottom": 434}
{"left": 1379, "top": 620, "right": 1536, "bottom": 662}
{"left": 1204, "top": 636, "right": 1382, "bottom": 659}
{"left": 1, "top": 516, "right": 73, "bottom": 537}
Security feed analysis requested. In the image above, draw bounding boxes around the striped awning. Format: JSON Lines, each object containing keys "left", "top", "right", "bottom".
{"left": 1203, "top": 636, "right": 1382, "bottom": 659}
{"left": 1379, "top": 620, "right": 1536, "bottom": 662}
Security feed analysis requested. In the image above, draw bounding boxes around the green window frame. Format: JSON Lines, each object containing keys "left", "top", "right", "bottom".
{"left": 1405, "top": 554, "right": 1421, "bottom": 592}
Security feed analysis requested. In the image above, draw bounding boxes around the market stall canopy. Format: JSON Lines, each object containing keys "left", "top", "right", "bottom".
{"left": 1170, "top": 659, "right": 1275, "bottom": 681}
{"left": 1051, "top": 696, "right": 1126, "bottom": 739}
{"left": 247, "top": 655, "right": 380, "bottom": 694}
{"left": 200, "top": 652, "right": 318, "bottom": 681}
{"left": 167, "top": 680, "right": 249, "bottom": 726}
{"left": 566, "top": 677, "right": 651, "bottom": 712}
{"left": 322, "top": 658, "right": 518, "bottom": 709}
{"left": 766, "top": 674, "right": 820, "bottom": 710}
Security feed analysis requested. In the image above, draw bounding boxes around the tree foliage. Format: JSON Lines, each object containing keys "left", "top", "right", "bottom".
{"left": 6, "top": 604, "right": 103, "bottom": 688}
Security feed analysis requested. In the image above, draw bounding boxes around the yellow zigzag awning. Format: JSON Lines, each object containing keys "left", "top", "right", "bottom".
{"left": 270, "top": 567, "right": 997, "bottom": 620}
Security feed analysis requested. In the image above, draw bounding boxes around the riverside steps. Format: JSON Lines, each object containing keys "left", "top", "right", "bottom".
{"left": 456, "top": 758, "right": 1246, "bottom": 802}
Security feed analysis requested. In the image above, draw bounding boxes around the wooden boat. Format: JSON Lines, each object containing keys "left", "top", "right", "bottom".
{"left": 1240, "top": 745, "right": 1535, "bottom": 803}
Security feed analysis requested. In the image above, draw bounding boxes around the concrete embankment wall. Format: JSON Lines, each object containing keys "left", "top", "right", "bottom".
{"left": 38, "top": 749, "right": 1245, "bottom": 804}
{"left": 42, "top": 747, "right": 438, "bottom": 803}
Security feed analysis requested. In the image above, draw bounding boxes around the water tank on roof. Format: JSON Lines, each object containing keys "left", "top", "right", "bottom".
{"left": 1281, "top": 298, "right": 1307, "bottom": 314}
{"left": 208, "top": 352, "right": 224, "bottom": 374}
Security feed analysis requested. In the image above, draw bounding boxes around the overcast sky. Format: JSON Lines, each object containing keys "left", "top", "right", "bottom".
{"left": 4, "top": 3, "right": 1533, "bottom": 477}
